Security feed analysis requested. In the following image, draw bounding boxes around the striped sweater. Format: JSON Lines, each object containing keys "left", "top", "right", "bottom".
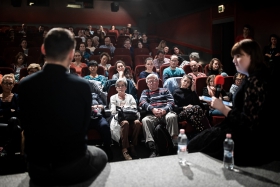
{"left": 139, "top": 88, "right": 174, "bottom": 113}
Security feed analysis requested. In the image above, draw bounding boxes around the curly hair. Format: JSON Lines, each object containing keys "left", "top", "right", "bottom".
{"left": 208, "top": 58, "right": 223, "bottom": 74}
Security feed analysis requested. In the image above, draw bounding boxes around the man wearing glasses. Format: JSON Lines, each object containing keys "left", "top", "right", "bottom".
{"left": 139, "top": 74, "right": 178, "bottom": 158}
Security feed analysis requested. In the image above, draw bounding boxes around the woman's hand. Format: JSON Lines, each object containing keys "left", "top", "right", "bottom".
{"left": 183, "top": 105, "right": 193, "bottom": 110}
{"left": 223, "top": 96, "right": 229, "bottom": 101}
{"left": 211, "top": 96, "right": 225, "bottom": 111}
{"left": 191, "top": 83, "right": 195, "bottom": 91}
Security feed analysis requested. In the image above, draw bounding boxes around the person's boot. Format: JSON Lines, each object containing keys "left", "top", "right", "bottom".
{"left": 147, "top": 141, "right": 157, "bottom": 158}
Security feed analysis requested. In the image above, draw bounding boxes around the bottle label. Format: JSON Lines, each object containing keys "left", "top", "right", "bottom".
{"left": 178, "top": 145, "right": 187, "bottom": 152}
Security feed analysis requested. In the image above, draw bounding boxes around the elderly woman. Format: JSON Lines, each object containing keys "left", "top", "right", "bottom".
{"left": 109, "top": 78, "right": 141, "bottom": 160}
{"left": 83, "top": 60, "right": 107, "bottom": 87}
{"left": 0, "top": 74, "right": 19, "bottom": 124}
{"left": 20, "top": 63, "right": 41, "bottom": 81}
{"left": 173, "top": 75, "right": 206, "bottom": 135}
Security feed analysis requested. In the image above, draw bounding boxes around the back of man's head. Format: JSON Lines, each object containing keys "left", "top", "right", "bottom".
{"left": 44, "top": 28, "right": 76, "bottom": 62}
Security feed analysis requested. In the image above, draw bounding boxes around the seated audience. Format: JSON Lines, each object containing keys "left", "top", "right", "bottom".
{"left": 173, "top": 75, "right": 206, "bottom": 136}
{"left": 153, "top": 50, "right": 170, "bottom": 73}
{"left": 163, "top": 46, "right": 171, "bottom": 55}
{"left": 123, "top": 38, "right": 134, "bottom": 60}
{"left": 229, "top": 72, "right": 246, "bottom": 100}
{"left": 202, "top": 75, "right": 230, "bottom": 117}
{"left": 20, "top": 63, "right": 41, "bottom": 81}
{"left": 155, "top": 40, "right": 167, "bottom": 51}
{"left": 99, "top": 52, "right": 111, "bottom": 78}
{"left": 79, "top": 42, "right": 91, "bottom": 64}
{"left": 99, "top": 37, "right": 116, "bottom": 55}
{"left": 89, "top": 92, "right": 113, "bottom": 161}
{"left": 162, "top": 55, "right": 185, "bottom": 83}
{"left": 139, "top": 57, "right": 159, "bottom": 79}
{"left": 172, "top": 46, "right": 184, "bottom": 56}
{"left": 112, "top": 60, "right": 136, "bottom": 87}
{"left": 139, "top": 74, "right": 178, "bottom": 157}
{"left": 109, "top": 78, "right": 141, "bottom": 160}
{"left": 86, "top": 37, "right": 95, "bottom": 54}
{"left": 10, "top": 52, "right": 27, "bottom": 83}
{"left": 70, "top": 50, "right": 87, "bottom": 76}
{"left": 207, "top": 58, "right": 228, "bottom": 76}
{"left": 131, "top": 30, "right": 142, "bottom": 40}
{"left": 187, "top": 60, "right": 207, "bottom": 89}
{"left": 92, "top": 36, "right": 100, "bottom": 48}
{"left": 140, "top": 33, "right": 149, "bottom": 49}
{"left": 75, "top": 29, "right": 86, "bottom": 43}
{"left": 83, "top": 60, "right": 107, "bottom": 87}
{"left": 179, "top": 52, "right": 200, "bottom": 68}
{"left": 20, "top": 38, "right": 29, "bottom": 56}
{"left": 137, "top": 41, "right": 144, "bottom": 49}
{"left": 0, "top": 74, "right": 19, "bottom": 124}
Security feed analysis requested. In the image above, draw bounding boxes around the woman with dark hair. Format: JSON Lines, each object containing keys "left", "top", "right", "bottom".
{"left": 70, "top": 50, "right": 87, "bottom": 76}
{"left": 83, "top": 60, "right": 107, "bottom": 87}
{"left": 112, "top": 60, "right": 135, "bottom": 87}
{"left": 263, "top": 34, "right": 280, "bottom": 68}
{"left": 10, "top": 52, "right": 27, "bottom": 82}
{"left": 173, "top": 75, "right": 206, "bottom": 137}
{"left": 99, "top": 52, "right": 111, "bottom": 78}
{"left": 188, "top": 39, "right": 278, "bottom": 167}
{"left": 207, "top": 58, "right": 228, "bottom": 76}
{"left": 172, "top": 46, "right": 184, "bottom": 56}
{"left": 20, "top": 38, "right": 29, "bottom": 56}
{"left": 85, "top": 37, "right": 95, "bottom": 54}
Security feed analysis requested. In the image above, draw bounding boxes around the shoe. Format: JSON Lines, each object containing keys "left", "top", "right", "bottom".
{"left": 129, "top": 145, "right": 138, "bottom": 158}
{"left": 123, "top": 151, "right": 132, "bottom": 160}
{"left": 149, "top": 151, "right": 157, "bottom": 158}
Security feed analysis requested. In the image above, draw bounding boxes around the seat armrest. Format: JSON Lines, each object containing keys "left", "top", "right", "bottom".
{"left": 104, "top": 107, "right": 111, "bottom": 117}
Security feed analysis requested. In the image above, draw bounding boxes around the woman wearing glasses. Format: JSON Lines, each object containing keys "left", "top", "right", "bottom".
{"left": 0, "top": 74, "right": 19, "bottom": 124}
{"left": 109, "top": 78, "right": 141, "bottom": 160}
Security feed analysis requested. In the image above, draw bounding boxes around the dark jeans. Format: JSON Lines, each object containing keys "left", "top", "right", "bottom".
{"left": 28, "top": 146, "right": 107, "bottom": 186}
{"left": 89, "top": 117, "right": 112, "bottom": 146}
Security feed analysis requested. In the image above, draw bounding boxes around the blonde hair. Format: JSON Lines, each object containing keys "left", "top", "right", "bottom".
{"left": 27, "top": 63, "right": 41, "bottom": 72}
{"left": 1, "top": 73, "right": 15, "bottom": 84}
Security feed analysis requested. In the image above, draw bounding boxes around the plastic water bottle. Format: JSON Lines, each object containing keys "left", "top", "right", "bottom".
{"left": 223, "top": 133, "right": 234, "bottom": 170}
{"left": 178, "top": 129, "right": 188, "bottom": 166}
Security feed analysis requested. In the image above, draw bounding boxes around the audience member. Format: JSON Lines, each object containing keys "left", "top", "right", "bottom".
{"left": 0, "top": 74, "right": 19, "bottom": 124}
{"left": 155, "top": 40, "right": 167, "bottom": 51}
{"left": 127, "top": 23, "right": 133, "bottom": 36}
{"left": 162, "top": 55, "right": 185, "bottom": 83}
{"left": 207, "top": 58, "right": 228, "bottom": 76}
{"left": 88, "top": 25, "right": 94, "bottom": 36}
{"left": 68, "top": 26, "right": 75, "bottom": 37}
{"left": 70, "top": 50, "right": 87, "bottom": 76}
{"left": 140, "top": 33, "right": 149, "bottom": 49}
{"left": 229, "top": 72, "right": 246, "bottom": 100}
{"left": 137, "top": 41, "right": 143, "bottom": 49}
{"left": 172, "top": 46, "right": 184, "bottom": 56}
{"left": 20, "top": 38, "right": 29, "bottom": 56}
{"left": 179, "top": 52, "right": 200, "bottom": 68}
{"left": 153, "top": 50, "right": 170, "bottom": 73}
{"left": 112, "top": 60, "right": 135, "bottom": 87}
{"left": 235, "top": 24, "right": 253, "bottom": 43}
{"left": 187, "top": 60, "right": 206, "bottom": 89}
{"left": 92, "top": 36, "right": 100, "bottom": 48}
{"left": 123, "top": 38, "right": 134, "bottom": 60}
{"left": 84, "top": 28, "right": 92, "bottom": 38}
{"left": 99, "top": 52, "right": 111, "bottom": 78}
{"left": 188, "top": 39, "right": 278, "bottom": 166}
{"left": 109, "top": 78, "right": 141, "bottom": 160}
{"left": 131, "top": 30, "right": 141, "bottom": 40}
{"left": 163, "top": 46, "right": 171, "bottom": 55}
{"left": 139, "top": 57, "right": 159, "bottom": 79}
{"left": 263, "top": 34, "right": 280, "bottom": 68}
{"left": 86, "top": 37, "right": 95, "bottom": 54}
{"left": 75, "top": 29, "right": 86, "bottom": 43}
{"left": 83, "top": 60, "right": 107, "bottom": 87}
{"left": 99, "top": 37, "right": 116, "bottom": 55}
{"left": 173, "top": 75, "right": 206, "bottom": 136}
{"left": 79, "top": 42, "right": 91, "bottom": 64}
{"left": 10, "top": 52, "right": 27, "bottom": 83}
{"left": 19, "top": 28, "right": 107, "bottom": 186}
{"left": 20, "top": 63, "right": 41, "bottom": 81}
{"left": 139, "top": 74, "right": 178, "bottom": 157}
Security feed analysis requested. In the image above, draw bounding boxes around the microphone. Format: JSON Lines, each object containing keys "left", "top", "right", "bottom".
{"left": 214, "top": 75, "right": 224, "bottom": 98}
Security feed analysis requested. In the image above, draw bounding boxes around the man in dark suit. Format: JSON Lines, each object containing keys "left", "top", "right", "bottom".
{"left": 18, "top": 28, "right": 107, "bottom": 186}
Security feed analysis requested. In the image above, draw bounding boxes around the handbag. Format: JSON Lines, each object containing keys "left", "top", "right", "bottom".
{"left": 114, "top": 106, "right": 138, "bottom": 123}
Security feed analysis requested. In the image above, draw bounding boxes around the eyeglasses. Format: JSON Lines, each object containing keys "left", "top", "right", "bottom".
{"left": 2, "top": 82, "right": 13, "bottom": 86}
{"left": 147, "top": 80, "right": 158, "bottom": 84}
{"left": 75, "top": 55, "right": 81, "bottom": 57}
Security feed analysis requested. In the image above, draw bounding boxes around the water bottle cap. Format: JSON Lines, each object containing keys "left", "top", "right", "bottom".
{"left": 180, "top": 129, "right": 185, "bottom": 134}
{"left": 226, "top": 133, "right": 231, "bottom": 138}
